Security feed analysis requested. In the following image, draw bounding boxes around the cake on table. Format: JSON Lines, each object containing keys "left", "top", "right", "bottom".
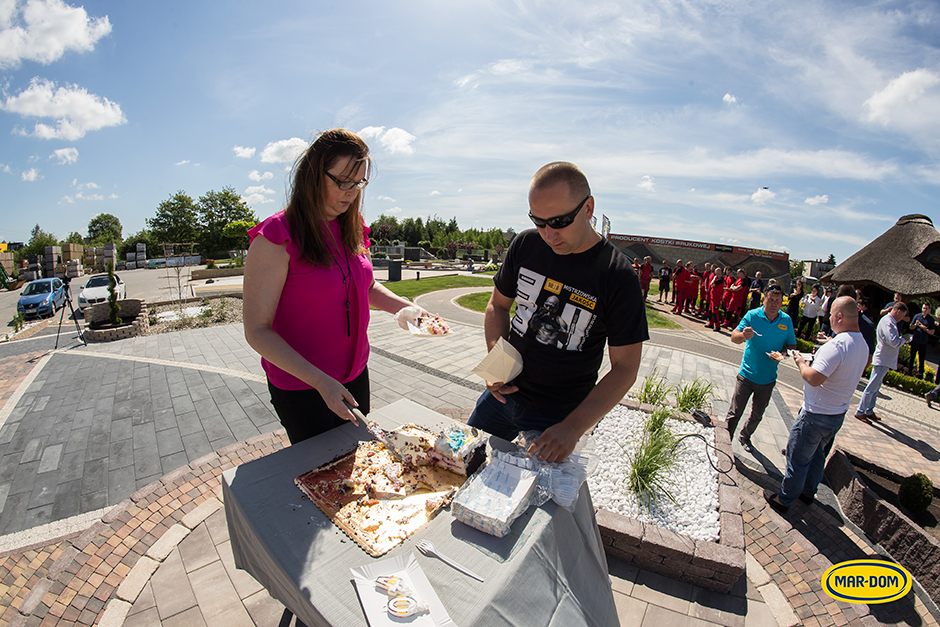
{"left": 295, "top": 422, "right": 487, "bottom": 556}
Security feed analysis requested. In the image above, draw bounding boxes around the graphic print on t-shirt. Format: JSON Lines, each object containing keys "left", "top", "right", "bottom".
{"left": 511, "top": 266, "right": 597, "bottom": 350}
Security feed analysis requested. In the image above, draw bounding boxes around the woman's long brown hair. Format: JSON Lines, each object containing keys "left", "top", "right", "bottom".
{"left": 285, "top": 129, "right": 373, "bottom": 267}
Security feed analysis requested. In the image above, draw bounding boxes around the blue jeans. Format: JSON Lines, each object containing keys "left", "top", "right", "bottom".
{"left": 467, "top": 391, "right": 560, "bottom": 442}
{"left": 856, "top": 365, "right": 889, "bottom": 415}
{"left": 778, "top": 408, "right": 845, "bottom": 506}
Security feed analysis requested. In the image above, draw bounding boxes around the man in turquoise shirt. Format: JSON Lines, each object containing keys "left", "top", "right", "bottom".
{"left": 727, "top": 284, "right": 798, "bottom": 453}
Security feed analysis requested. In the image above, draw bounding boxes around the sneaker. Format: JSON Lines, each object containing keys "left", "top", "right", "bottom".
{"left": 764, "top": 488, "right": 789, "bottom": 513}
{"left": 713, "top": 326, "right": 721, "bottom": 332}
{"left": 705, "top": 324, "right": 714, "bottom": 329}
{"left": 738, "top": 437, "right": 753, "bottom": 453}
{"left": 799, "top": 493, "right": 815, "bottom": 505}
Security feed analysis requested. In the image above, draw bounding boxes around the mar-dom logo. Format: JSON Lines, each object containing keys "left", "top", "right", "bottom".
{"left": 821, "top": 560, "right": 912, "bottom": 604}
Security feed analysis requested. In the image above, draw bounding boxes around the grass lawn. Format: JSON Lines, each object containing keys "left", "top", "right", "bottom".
{"left": 454, "top": 289, "right": 680, "bottom": 329}
{"left": 381, "top": 275, "right": 494, "bottom": 301}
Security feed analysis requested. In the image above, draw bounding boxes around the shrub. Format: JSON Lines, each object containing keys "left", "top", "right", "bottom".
{"left": 482, "top": 263, "right": 499, "bottom": 272}
{"left": 373, "top": 251, "right": 388, "bottom": 259}
{"left": 899, "top": 473, "right": 934, "bottom": 513}
{"left": 862, "top": 365, "right": 936, "bottom": 397}
{"left": 205, "top": 259, "right": 216, "bottom": 269}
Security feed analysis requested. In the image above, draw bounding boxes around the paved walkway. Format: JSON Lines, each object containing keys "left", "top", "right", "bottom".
{"left": 0, "top": 291, "right": 937, "bottom": 626}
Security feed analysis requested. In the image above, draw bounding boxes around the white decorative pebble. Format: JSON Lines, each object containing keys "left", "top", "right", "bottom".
{"left": 588, "top": 406, "right": 720, "bottom": 542}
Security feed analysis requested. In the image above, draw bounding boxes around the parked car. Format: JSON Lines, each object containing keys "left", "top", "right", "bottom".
{"left": 77, "top": 274, "right": 126, "bottom": 310}
{"left": 17, "top": 278, "right": 67, "bottom": 319}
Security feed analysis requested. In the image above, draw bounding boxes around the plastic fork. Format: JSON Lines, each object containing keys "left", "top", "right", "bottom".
{"left": 416, "top": 540, "right": 484, "bottom": 582}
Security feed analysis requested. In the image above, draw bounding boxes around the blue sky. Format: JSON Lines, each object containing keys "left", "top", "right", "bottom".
{"left": 1, "top": 0, "right": 938, "bottom": 263}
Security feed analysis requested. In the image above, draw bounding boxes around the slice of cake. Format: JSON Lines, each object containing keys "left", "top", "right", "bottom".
{"left": 384, "top": 423, "right": 486, "bottom": 477}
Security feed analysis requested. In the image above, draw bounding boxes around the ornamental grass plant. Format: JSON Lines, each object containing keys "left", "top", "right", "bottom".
{"left": 674, "top": 377, "right": 719, "bottom": 413}
{"left": 636, "top": 369, "right": 674, "bottom": 406}
{"left": 628, "top": 412, "right": 681, "bottom": 509}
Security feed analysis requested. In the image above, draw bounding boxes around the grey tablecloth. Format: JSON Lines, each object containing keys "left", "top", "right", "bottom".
{"left": 223, "top": 399, "right": 617, "bottom": 626}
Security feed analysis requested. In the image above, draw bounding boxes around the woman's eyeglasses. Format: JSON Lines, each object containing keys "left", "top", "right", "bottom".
{"left": 325, "top": 171, "right": 368, "bottom": 191}
{"left": 528, "top": 194, "right": 591, "bottom": 229}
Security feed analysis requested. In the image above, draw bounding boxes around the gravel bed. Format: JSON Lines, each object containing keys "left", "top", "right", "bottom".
{"left": 588, "top": 405, "right": 720, "bottom": 542}
{"left": 145, "top": 297, "right": 243, "bottom": 335}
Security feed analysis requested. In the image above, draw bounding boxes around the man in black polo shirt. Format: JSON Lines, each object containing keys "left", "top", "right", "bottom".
{"left": 468, "top": 162, "right": 649, "bottom": 463}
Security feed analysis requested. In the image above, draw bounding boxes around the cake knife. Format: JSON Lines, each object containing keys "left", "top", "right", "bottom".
{"left": 344, "top": 400, "right": 408, "bottom": 463}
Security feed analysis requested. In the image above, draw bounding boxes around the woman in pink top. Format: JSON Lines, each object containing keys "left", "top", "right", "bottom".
{"left": 243, "top": 130, "right": 415, "bottom": 443}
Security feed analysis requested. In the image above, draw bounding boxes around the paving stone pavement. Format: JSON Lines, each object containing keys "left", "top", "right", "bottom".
{"left": 0, "top": 297, "right": 938, "bottom": 626}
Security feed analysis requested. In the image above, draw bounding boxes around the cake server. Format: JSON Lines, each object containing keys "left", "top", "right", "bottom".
{"left": 345, "top": 400, "right": 408, "bottom": 463}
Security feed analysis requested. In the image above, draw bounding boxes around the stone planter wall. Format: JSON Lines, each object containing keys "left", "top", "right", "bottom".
{"left": 83, "top": 298, "right": 149, "bottom": 342}
{"left": 191, "top": 267, "right": 244, "bottom": 280}
{"left": 826, "top": 450, "right": 940, "bottom": 605}
{"left": 596, "top": 400, "right": 746, "bottom": 593}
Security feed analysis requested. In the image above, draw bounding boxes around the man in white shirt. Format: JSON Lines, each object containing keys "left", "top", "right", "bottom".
{"left": 854, "top": 302, "right": 910, "bottom": 423}
{"left": 765, "top": 297, "right": 869, "bottom": 512}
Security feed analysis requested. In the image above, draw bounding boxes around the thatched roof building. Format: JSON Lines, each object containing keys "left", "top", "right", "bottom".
{"left": 821, "top": 214, "right": 940, "bottom": 297}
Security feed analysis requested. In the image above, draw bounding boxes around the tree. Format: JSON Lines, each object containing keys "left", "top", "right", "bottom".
{"left": 790, "top": 260, "right": 805, "bottom": 281}
{"left": 63, "top": 232, "right": 84, "bottom": 245}
{"left": 369, "top": 214, "right": 401, "bottom": 244}
{"left": 399, "top": 217, "right": 427, "bottom": 246}
{"left": 20, "top": 224, "right": 58, "bottom": 259}
{"left": 119, "top": 229, "right": 160, "bottom": 259}
{"left": 196, "top": 187, "right": 257, "bottom": 256}
{"left": 826, "top": 253, "right": 836, "bottom": 265}
{"left": 222, "top": 220, "right": 258, "bottom": 262}
{"left": 88, "top": 213, "right": 122, "bottom": 245}
{"left": 148, "top": 191, "right": 199, "bottom": 245}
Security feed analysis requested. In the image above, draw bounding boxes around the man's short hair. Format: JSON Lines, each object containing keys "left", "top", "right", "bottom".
{"left": 858, "top": 297, "right": 869, "bottom": 308}
{"left": 836, "top": 285, "right": 855, "bottom": 298}
{"left": 765, "top": 284, "right": 784, "bottom": 295}
{"left": 893, "top": 302, "right": 908, "bottom": 314}
{"left": 530, "top": 162, "right": 590, "bottom": 200}
{"left": 922, "top": 302, "right": 932, "bottom": 311}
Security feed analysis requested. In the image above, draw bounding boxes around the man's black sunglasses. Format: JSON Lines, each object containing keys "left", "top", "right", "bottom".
{"left": 528, "top": 194, "right": 591, "bottom": 230}
{"left": 325, "top": 171, "right": 368, "bottom": 191}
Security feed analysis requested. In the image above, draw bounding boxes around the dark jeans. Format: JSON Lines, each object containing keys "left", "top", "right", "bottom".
{"left": 467, "top": 391, "right": 560, "bottom": 442}
{"left": 909, "top": 343, "right": 927, "bottom": 377}
{"left": 778, "top": 408, "right": 844, "bottom": 505}
{"left": 267, "top": 366, "right": 370, "bottom": 444}
{"left": 726, "top": 374, "right": 776, "bottom": 441}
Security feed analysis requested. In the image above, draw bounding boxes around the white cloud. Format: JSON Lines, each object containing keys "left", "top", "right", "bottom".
{"left": 70, "top": 179, "right": 97, "bottom": 190}
{"left": 358, "top": 126, "right": 416, "bottom": 154}
{"left": 175, "top": 160, "right": 190, "bottom": 166}
{"left": 387, "top": 207, "right": 402, "bottom": 214}
{"left": 1, "top": 163, "right": 11, "bottom": 174}
{"left": 805, "top": 194, "right": 829, "bottom": 205}
{"left": 637, "top": 175, "right": 655, "bottom": 192}
{"left": 456, "top": 58, "right": 534, "bottom": 88}
{"left": 233, "top": 145, "right": 256, "bottom": 158}
{"left": 248, "top": 170, "right": 273, "bottom": 181}
{"left": 723, "top": 93, "right": 738, "bottom": 104}
{"left": 260, "top": 137, "right": 308, "bottom": 163}
{"left": 50, "top": 146, "right": 78, "bottom": 164}
{"left": 241, "top": 193, "right": 275, "bottom": 205}
{"left": 863, "top": 69, "right": 940, "bottom": 125}
{"left": 244, "top": 185, "right": 275, "bottom": 195}
{"left": 377, "top": 195, "right": 396, "bottom": 201}
{"left": 430, "top": 190, "right": 440, "bottom": 196}
{"left": 59, "top": 195, "right": 73, "bottom": 204}
{"left": 1, "top": 77, "right": 126, "bottom": 140}
{"left": 109, "top": 193, "right": 118, "bottom": 199}
{"left": 0, "top": 0, "right": 111, "bottom": 69}
{"left": 21, "top": 167, "right": 39, "bottom": 181}
{"left": 751, "top": 187, "right": 776, "bottom": 204}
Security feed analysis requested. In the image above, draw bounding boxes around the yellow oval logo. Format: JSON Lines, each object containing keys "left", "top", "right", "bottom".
{"left": 822, "top": 560, "right": 913, "bottom": 603}
{"left": 778, "top": 324, "right": 787, "bottom": 330}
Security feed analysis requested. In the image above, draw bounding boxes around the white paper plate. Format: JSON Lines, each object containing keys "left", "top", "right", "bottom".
{"left": 406, "top": 319, "right": 453, "bottom": 337}
{"left": 350, "top": 552, "right": 455, "bottom": 626}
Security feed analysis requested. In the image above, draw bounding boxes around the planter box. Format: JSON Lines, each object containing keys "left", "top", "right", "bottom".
{"left": 83, "top": 298, "right": 149, "bottom": 342}
{"left": 596, "top": 400, "right": 745, "bottom": 593}
{"left": 826, "top": 450, "right": 940, "bottom": 605}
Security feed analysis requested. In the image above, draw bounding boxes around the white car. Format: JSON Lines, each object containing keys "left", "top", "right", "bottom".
{"left": 77, "top": 274, "right": 126, "bottom": 310}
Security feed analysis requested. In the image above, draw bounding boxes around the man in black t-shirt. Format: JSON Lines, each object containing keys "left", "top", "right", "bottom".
{"left": 468, "top": 162, "right": 649, "bottom": 463}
